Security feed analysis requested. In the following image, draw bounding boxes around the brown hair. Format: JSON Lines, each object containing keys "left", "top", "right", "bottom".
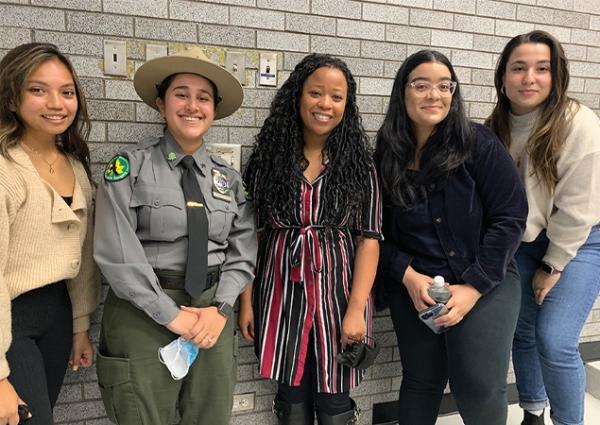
{"left": 485, "top": 30, "right": 578, "bottom": 192}
{"left": 0, "top": 42, "right": 92, "bottom": 180}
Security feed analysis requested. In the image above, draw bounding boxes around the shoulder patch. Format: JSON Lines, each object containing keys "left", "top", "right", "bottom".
{"left": 104, "top": 154, "right": 130, "bottom": 182}
{"left": 243, "top": 181, "right": 252, "bottom": 201}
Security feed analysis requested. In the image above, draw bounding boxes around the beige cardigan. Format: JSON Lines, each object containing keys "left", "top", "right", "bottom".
{"left": 0, "top": 145, "right": 100, "bottom": 379}
{"left": 509, "top": 103, "right": 600, "bottom": 270}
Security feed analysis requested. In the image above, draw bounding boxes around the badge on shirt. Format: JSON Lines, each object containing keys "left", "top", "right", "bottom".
{"left": 104, "top": 155, "right": 130, "bottom": 182}
{"left": 167, "top": 152, "right": 177, "bottom": 162}
{"left": 212, "top": 168, "right": 231, "bottom": 202}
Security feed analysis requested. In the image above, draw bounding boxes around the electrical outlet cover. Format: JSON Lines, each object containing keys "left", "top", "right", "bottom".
{"left": 232, "top": 393, "right": 255, "bottom": 413}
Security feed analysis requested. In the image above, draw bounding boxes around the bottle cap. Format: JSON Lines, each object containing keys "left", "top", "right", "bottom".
{"left": 432, "top": 276, "right": 445, "bottom": 287}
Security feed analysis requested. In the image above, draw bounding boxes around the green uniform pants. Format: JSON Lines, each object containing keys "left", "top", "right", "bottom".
{"left": 96, "top": 285, "right": 236, "bottom": 425}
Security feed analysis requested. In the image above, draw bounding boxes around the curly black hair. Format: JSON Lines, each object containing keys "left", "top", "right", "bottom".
{"left": 244, "top": 53, "right": 373, "bottom": 226}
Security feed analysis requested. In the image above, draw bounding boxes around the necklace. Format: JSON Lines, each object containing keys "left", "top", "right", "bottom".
{"left": 20, "top": 142, "right": 60, "bottom": 174}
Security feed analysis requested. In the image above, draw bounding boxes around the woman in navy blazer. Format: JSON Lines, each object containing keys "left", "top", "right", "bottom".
{"left": 375, "top": 49, "right": 527, "bottom": 425}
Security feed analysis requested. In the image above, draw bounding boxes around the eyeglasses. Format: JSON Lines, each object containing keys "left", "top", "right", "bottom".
{"left": 408, "top": 81, "right": 457, "bottom": 97}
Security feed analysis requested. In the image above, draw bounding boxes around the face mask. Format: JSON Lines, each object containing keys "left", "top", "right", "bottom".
{"left": 158, "top": 337, "right": 199, "bottom": 380}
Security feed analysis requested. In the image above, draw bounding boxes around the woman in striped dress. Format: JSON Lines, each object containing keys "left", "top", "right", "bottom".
{"left": 240, "top": 54, "right": 382, "bottom": 425}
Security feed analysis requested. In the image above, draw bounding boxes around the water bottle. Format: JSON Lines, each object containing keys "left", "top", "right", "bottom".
{"left": 427, "top": 275, "right": 451, "bottom": 304}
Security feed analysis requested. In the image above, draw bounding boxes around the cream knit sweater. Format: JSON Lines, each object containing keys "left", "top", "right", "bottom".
{"left": 0, "top": 145, "right": 100, "bottom": 380}
{"left": 509, "top": 103, "right": 600, "bottom": 270}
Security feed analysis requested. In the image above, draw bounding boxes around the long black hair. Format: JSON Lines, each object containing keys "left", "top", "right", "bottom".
{"left": 244, "top": 53, "right": 372, "bottom": 226}
{"left": 375, "top": 50, "right": 472, "bottom": 209}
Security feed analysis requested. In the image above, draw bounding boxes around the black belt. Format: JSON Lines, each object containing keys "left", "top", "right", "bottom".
{"left": 154, "top": 265, "right": 221, "bottom": 291}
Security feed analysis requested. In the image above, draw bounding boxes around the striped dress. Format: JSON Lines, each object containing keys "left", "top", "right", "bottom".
{"left": 252, "top": 163, "right": 382, "bottom": 393}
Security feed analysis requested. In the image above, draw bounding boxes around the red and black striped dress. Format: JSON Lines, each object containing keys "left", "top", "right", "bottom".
{"left": 252, "top": 163, "right": 382, "bottom": 393}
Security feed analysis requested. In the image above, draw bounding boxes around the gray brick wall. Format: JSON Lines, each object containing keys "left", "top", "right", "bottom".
{"left": 1, "top": 1, "right": 599, "bottom": 424}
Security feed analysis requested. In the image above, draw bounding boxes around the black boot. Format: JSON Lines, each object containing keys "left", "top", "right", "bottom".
{"left": 272, "top": 398, "right": 314, "bottom": 425}
{"left": 315, "top": 399, "right": 360, "bottom": 425}
{"left": 521, "top": 409, "right": 545, "bottom": 425}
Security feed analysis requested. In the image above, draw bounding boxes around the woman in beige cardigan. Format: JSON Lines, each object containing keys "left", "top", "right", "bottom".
{"left": 0, "top": 43, "right": 100, "bottom": 425}
{"left": 487, "top": 31, "right": 600, "bottom": 425}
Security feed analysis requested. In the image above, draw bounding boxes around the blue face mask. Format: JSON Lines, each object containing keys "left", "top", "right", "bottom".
{"left": 158, "top": 337, "right": 200, "bottom": 380}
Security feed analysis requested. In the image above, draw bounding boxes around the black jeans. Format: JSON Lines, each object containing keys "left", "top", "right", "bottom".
{"left": 7, "top": 282, "right": 73, "bottom": 425}
{"left": 276, "top": 332, "right": 351, "bottom": 416}
{"left": 388, "top": 262, "right": 521, "bottom": 425}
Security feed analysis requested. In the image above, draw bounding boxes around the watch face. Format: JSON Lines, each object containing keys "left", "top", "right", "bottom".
{"left": 541, "top": 263, "right": 558, "bottom": 275}
{"left": 212, "top": 301, "right": 232, "bottom": 317}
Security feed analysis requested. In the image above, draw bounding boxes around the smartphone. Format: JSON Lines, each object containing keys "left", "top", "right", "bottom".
{"left": 418, "top": 303, "right": 449, "bottom": 334}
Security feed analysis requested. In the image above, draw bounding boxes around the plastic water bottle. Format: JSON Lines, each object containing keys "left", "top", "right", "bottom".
{"left": 427, "top": 275, "right": 451, "bottom": 304}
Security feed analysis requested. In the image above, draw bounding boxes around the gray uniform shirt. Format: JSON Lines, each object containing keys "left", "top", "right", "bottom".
{"left": 93, "top": 131, "right": 257, "bottom": 325}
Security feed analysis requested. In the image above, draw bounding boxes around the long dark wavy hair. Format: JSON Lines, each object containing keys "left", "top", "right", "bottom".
{"left": 0, "top": 43, "right": 92, "bottom": 180}
{"left": 485, "top": 30, "right": 577, "bottom": 192}
{"left": 244, "top": 53, "right": 372, "bottom": 226}
{"left": 375, "top": 50, "right": 472, "bottom": 209}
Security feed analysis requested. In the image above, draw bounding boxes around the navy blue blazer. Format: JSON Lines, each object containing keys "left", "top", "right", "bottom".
{"left": 378, "top": 123, "right": 528, "bottom": 296}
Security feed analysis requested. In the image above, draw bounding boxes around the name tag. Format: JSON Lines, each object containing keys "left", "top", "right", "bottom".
{"left": 186, "top": 201, "right": 204, "bottom": 208}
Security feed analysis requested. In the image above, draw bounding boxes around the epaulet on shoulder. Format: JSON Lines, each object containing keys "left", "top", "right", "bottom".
{"left": 137, "top": 135, "right": 162, "bottom": 149}
{"left": 210, "top": 153, "right": 236, "bottom": 170}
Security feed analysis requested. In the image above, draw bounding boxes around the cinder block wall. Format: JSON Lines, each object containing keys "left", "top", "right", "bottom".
{"left": 1, "top": 0, "right": 600, "bottom": 424}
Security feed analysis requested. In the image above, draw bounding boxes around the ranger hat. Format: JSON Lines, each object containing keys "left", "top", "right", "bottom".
{"left": 133, "top": 46, "right": 243, "bottom": 120}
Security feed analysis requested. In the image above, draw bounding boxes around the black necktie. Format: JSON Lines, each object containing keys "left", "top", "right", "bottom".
{"left": 180, "top": 155, "right": 208, "bottom": 298}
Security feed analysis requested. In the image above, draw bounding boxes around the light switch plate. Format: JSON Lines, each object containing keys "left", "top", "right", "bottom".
{"left": 104, "top": 40, "right": 127, "bottom": 76}
{"left": 225, "top": 51, "right": 246, "bottom": 85}
{"left": 259, "top": 53, "right": 277, "bottom": 87}
{"left": 146, "top": 44, "right": 167, "bottom": 61}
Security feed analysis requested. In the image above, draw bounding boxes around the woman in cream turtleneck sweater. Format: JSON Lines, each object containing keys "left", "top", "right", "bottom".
{"left": 0, "top": 44, "right": 100, "bottom": 425}
{"left": 487, "top": 31, "right": 600, "bottom": 425}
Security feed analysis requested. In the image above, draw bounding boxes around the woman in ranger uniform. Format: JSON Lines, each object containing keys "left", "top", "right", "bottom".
{"left": 240, "top": 53, "right": 382, "bottom": 425}
{"left": 93, "top": 47, "right": 257, "bottom": 425}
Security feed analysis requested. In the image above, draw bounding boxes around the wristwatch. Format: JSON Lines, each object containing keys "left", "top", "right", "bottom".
{"left": 210, "top": 301, "right": 233, "bottom": 318}
{"left": 541, "top": 262, "right": 561, "bottom": 275}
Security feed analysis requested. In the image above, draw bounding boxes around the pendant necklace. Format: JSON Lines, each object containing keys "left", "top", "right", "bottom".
{"left": 21, "top": 142, "right": 60, "bottom": 174}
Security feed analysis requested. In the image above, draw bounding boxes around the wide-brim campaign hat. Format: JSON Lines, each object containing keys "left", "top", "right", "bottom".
{"left": 133, "top": 46, "right": 243, "bottom": 120}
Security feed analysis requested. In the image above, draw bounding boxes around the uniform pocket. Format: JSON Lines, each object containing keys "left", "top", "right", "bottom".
{"left": 130, "top": 184, "right": 186, "bottom": 242}
{"left": 204, "top": 197, "right": 238, "bottom": 242}
{"left": 96, "top": 352, "right": 142, "bottom": 425}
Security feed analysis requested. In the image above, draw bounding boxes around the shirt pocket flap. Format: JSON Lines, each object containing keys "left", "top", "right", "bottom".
{"left": 130, "top": 184, "right": 184, "bottom": 210}
{"left": 203, "top": 196, "right": 239, "bottom": 242}
{"left": 204, "top": 195, "right": 239, "bottom": 215}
